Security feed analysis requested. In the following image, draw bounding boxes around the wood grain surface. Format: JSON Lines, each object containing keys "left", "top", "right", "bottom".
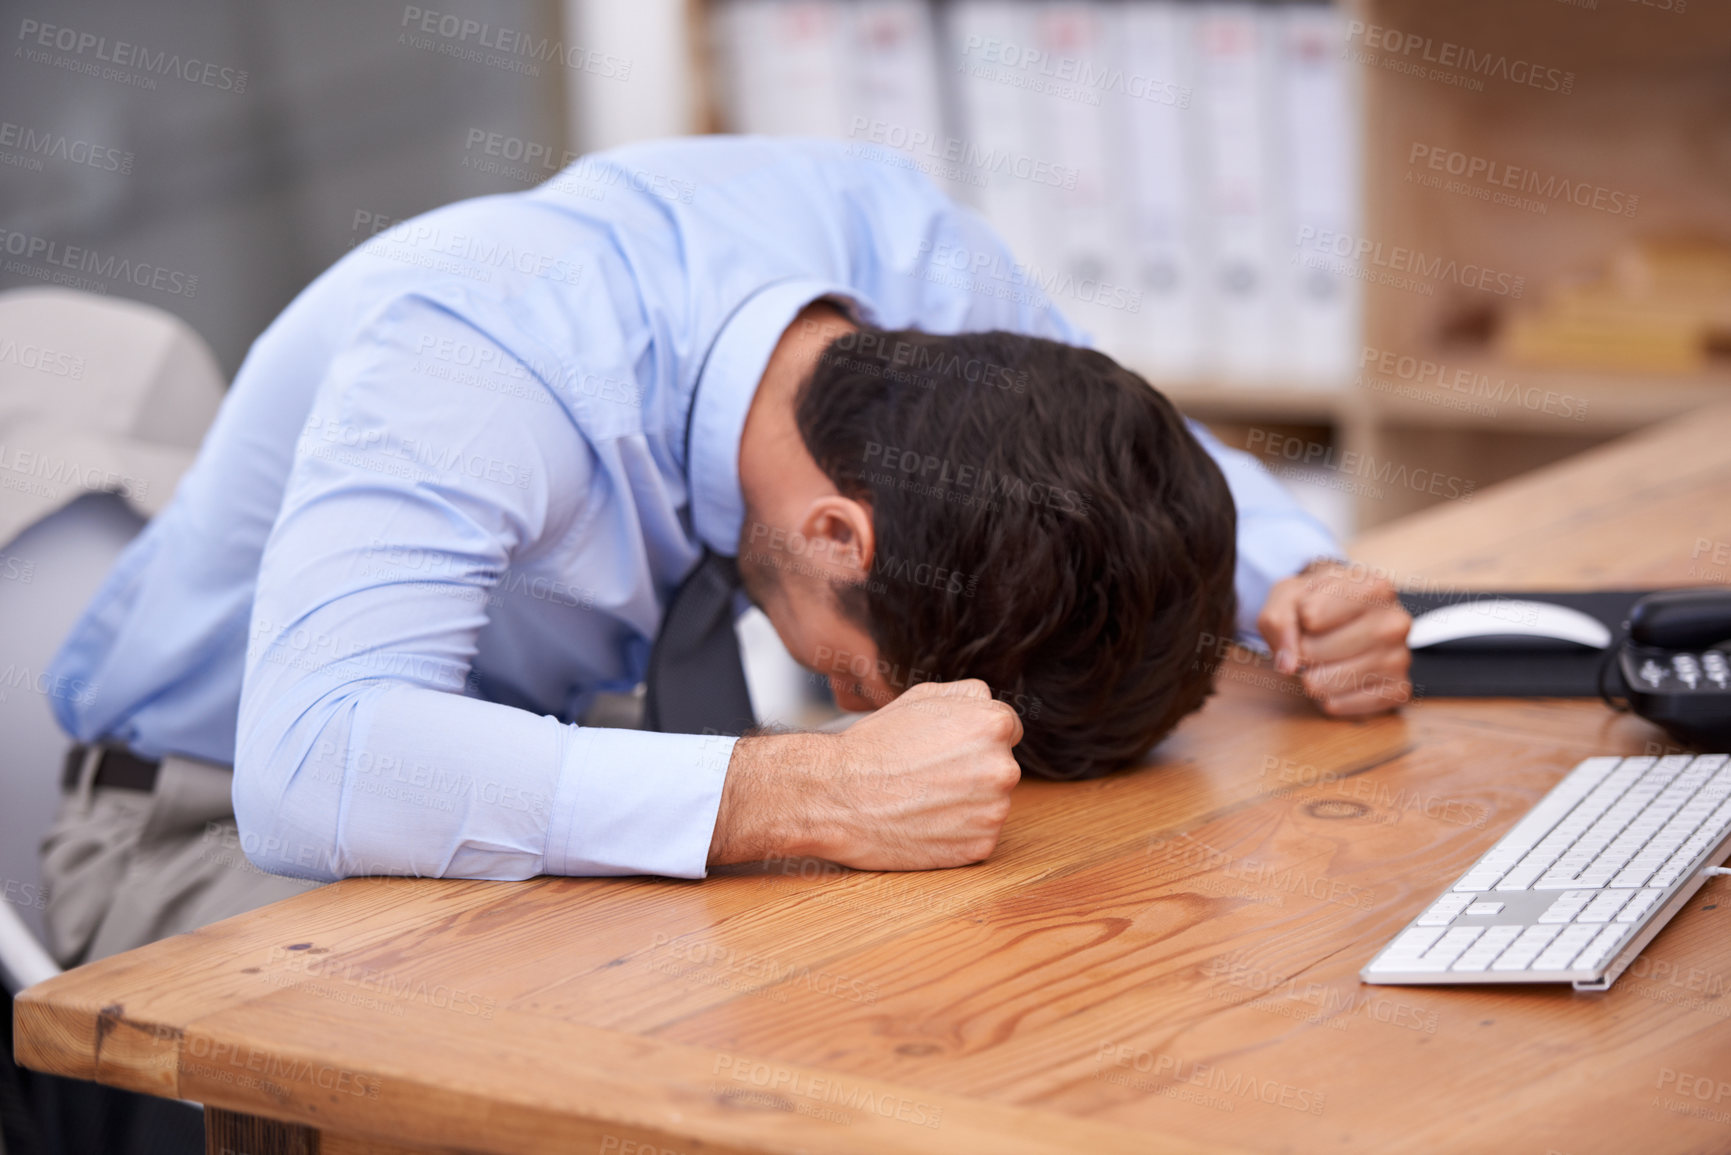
{"left": 19, "top": 404, "right": 1731, "bottom": 1155}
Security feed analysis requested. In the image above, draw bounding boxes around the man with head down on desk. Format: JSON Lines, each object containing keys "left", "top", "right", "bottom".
{"left": 37, "top": 136, "right": 1413, "bottom": 966}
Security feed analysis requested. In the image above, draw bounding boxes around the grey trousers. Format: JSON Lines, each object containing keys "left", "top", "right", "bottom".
{"left": 39, "top": 748, "right": 322, "bottom": 968}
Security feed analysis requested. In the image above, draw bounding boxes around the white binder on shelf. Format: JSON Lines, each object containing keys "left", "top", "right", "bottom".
{"left": 1193, "top": 2, "right": 1283, "bottom": 384}
{"left": 848, "top": 1, "right": 948, "bottom": 177}
{"left": 943, "top": 1, "right": 1045, "bottom": 291}
{"left": 1120, "top": 0, "right": 1205, "bottom": 382}
{"left": 1276, "top": 1, "right": 1360, "bottom": 388}
{"left": 712, "top": 0, "right": 849, "bottom": 137}
{"left": 1025, "top": 2, "right": 1137, "bottom": 359}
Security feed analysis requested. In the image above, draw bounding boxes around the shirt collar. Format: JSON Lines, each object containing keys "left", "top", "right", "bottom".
{"left": 687, "top": 278, "right": 866, "bottom": 556}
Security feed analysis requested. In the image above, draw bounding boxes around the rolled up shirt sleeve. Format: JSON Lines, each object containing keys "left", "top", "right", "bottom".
{"left": 235, "top": 292, "right": 733, "bottom": 882}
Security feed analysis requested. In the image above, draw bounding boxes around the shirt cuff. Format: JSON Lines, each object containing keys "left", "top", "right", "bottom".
{"left": 1236, "top": 528, "right": 1348, "bottom": 649}
{"left": 547, "top": 727, "right": 737, "bottom": 878}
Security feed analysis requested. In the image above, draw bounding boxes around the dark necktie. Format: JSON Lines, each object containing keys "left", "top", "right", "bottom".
{"left": 643, "top": 549, "right": 757, "bottom": 736}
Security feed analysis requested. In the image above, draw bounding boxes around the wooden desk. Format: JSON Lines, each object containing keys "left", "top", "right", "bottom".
{"left": 17, "top": 404, "right": 1731, "bottom": 1155}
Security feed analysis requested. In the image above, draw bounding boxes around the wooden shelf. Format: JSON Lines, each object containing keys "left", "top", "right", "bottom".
{"left": 1145, "top": 378, "right": 1356, "bottom": 425}
{"left": 1361, "top": 360, "right": 1731, "bottom": 432}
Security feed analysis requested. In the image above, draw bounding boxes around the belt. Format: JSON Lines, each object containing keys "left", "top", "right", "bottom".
{"left": 61, "top": 743, "right": 163, "bottom": 793}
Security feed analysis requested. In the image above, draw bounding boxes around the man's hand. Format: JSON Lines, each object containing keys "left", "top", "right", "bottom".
{"left": 1257, "top": 561, "right": 1413, "bottom": 716}
{"left": 708, "top": 679, "right": 1022, "bottom": 871}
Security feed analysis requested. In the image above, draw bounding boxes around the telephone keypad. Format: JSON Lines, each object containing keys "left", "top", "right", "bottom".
{"left": 1630, "top": 650, "right": 1731, "bottom": 693}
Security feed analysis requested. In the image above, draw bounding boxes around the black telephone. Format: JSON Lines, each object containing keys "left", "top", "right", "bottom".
{"left": 1614, "top": 589, "right": 1731, "bottom": 748}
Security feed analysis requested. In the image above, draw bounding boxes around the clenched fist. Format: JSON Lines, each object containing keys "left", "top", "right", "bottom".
{"left": 1257, "top": 561, "right": 1413, "bottom": 716}
{"left": 709, "top": 679, "right": 1023, "bottom": 871}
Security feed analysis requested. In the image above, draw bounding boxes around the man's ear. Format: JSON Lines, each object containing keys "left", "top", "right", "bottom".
{"left": 801, "top": 494, "right": 875, "bottom": 579}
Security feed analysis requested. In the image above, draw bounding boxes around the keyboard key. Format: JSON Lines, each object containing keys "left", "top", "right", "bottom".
{"left": 1452, "top": 925, "right": 1524, "bottom": 971}
{"left": 1577, "top": 891, "right": 1632, "bottom": 923}
{"left": 1611, "top": 862, "right": 1657, "bottom": 888}
{"left": 1380, "top": 926, "right": 1446, "bottom": 960}
{"left": 1616, "top": 888, "right": 1665, "bottom": 923}
{"left": 1453, "top": 870, "right": 1504, "bottom": 893}
{"left": 1533, "top": 925, "right": 1599, "bottom": 971}
{"left": 1415, "top": 893, "right": 1475, "bottom": 926}
{"left": 1419, "top": 927, "right": 1484, "bottom": 968}
{"left": 1493, "top": 925, "right": 1562, "bottom": 971}
{"left": 1538, "top": 890, "right": 1595, "bottom": 924}
{"left": 1464, "top": 901, "right": 1504, "bottom": 916}
{"left": 1497, "top": 863, "right": 1548, "bottom": 891}
{"left": 1572, "top": 924, "right": 1631, "bottom": 972}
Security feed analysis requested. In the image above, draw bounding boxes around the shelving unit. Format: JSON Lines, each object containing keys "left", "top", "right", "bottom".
{"left": 631, "top": 0, "right": 1731, "bottom": 531}
{"left": 1338, "top": 0, "right": 1731, "bottom": 524}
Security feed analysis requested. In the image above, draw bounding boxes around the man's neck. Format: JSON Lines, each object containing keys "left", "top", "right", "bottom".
{"left": 738, "top": 301, "right": 857, "bottom": 518}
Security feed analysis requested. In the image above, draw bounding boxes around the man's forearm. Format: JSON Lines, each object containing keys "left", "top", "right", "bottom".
{"left": 707, "top": 732, "right": 841, "bottom": 866}
{"left": 705, "top": 680, "right": 1023, "bottom": 872}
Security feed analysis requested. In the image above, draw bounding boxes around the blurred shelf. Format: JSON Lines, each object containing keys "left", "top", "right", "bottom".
{"left": 1362, "top": 361, "right": 1731, "bottom": 433}
{"left": 1146, "top": 378, "right": 1357, "bottom": 425}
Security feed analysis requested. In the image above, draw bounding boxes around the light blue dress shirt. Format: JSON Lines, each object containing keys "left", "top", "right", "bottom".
{"left": 48, "top": 137, "right": 1340, "bottom": 883}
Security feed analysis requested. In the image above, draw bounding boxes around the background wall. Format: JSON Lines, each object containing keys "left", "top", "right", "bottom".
{"left": 0, "top": 0, "right": 569, "bottom": 377}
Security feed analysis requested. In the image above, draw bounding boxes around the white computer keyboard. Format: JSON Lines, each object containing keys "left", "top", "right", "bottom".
{"left": 1362, "top": 754, "right": 1731, "bottom": 990}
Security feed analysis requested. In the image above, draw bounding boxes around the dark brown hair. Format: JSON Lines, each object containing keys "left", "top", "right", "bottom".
{"left": 795, "top": 327, "right": 1237, "bottom": 780}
